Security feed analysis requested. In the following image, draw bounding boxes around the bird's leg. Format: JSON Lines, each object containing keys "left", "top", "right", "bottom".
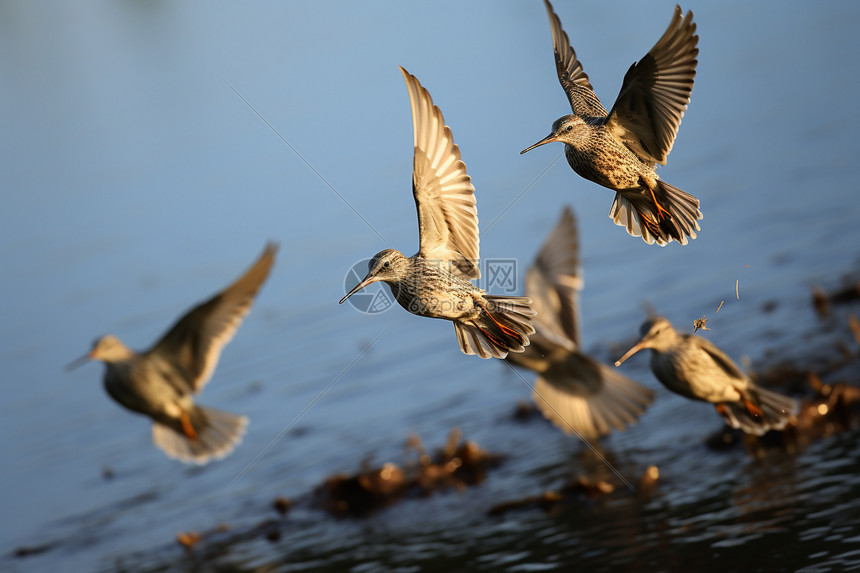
{"left": 180, "top": 411, "right": 199, "bottom": 441}
{"left": 648, "top": 185, "right": 672, "bottom": 220}
{"left": 742, "top": 398, "right": 765, "bottom": 421}
{"left": 637, "top": 208, "right": 662, "bottom": 236}
{"left": 714, "top": 403, "right": 728, "bottom": 417}
{"left": 474, "top": 297, "right": 523, "bottom": 342}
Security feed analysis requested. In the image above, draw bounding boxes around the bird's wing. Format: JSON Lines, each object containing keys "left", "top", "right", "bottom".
{"left": 543, "top": 0, "right": 608, "bottom": 118}
{"left": 693, "top": 335, "right": 747, "bottom": 381}
{"left": 605, "top": 5, "right": 698, "bottom": 166}
{"left": 402, "top": 67, "right": 479, "bottom": 281}
{"left": 525, "top": 206, "right": 583, "bottom": 348}
{"left": 149, "top": 243, "right": 278, "bottom": 393}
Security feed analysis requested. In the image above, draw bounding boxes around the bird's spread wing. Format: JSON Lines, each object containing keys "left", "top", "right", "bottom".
{"left": 525, "top": 206, "right": 583, "bottom": 348}
{"left": 605, "top": 5, "right": 698, "bottom": 166}
{"left": 543, "top": 0, "right": 608, "bottom": 118}
{"left": 149, "top": 243, "right": 278, "bottom": 392}
{"left": 694, "top": 335, "right": 747, "bottom": 381}
{"left": 401, "top": 67, "right": 480, "bottom": 280}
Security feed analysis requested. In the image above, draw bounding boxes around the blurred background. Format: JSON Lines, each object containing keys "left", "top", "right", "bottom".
{"left": 2, "top": 1, "right": 859, "bottom": 570}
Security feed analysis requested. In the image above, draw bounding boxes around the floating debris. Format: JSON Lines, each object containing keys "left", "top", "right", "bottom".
{"left": 639, "top": 466, "right": 660, "bottom": 496}
{"left": 812, "top": 279, "right": 860, "bottom": 319}
{"left": 487, "top": 491, "right": 566, "bottom": 516}
{"left": 849, "top": 314, "right": 860, "bottom": 346}
{"left": 319, "top": 462, "right": 407, "bottom": 517}
{"left": 693, "top": 316, "right": 710, "bottom": 332}
{"left": 512, "top": 400, "right": 538, "bottom": 422}
{"left": 716, "top": 300, "right": 724, "bottom": 313}
{"left": 272, "top": 496, "right": 292, "bottom": 516}
{"left": 561, "top": 475, "right": 614, "bottom": 498}
{"left": 488, "top": 475, "right": 614, "bottom": 516}
{"left": 13, "top": 543, "right": 55, "bottom": 559}
{"left": 316, "top": 430, "right": 502, "bottom": 518}
{"left": 812, "top": 287, "right": 831, "bottom": 318}
{"left": 176, "top": 531, "right": 201, "bottom": 551}
{"left": 831, "top": 280, "right": 860, "bottom": 304}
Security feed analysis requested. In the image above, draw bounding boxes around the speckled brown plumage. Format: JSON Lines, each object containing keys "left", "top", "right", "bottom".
{"left": 522, "top": 1, "right": 703, "bottom": 246}
{"left": 67, "top": 243, "right": 277, "bottom": 464}
{"left": 504, "top": 207, "right": 654, "bottom": 439}
{"left": 340, "top": 68, "right": 535, "bottom": 359}
{"left": 615, "top": 317, "right": 798, "bottom": 435}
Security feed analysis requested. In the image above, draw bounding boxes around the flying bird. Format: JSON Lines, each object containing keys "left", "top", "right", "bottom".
{"left": 340, "top": 67, "right": 535, "bottom": 359}
{"left": 615, "top": 317, "right": 797, "bottom": 435}
{"left": 67, "top": 243, "right": 277, "bottom": 464}
{"left": 506, "top": 206, "right": 654, "bottom": 439}
{"left": 522, "top": 0, "right": 702, "bottom": 246}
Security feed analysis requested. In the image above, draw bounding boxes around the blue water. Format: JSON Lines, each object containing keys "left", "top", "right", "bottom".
{"left": 2, "top": 1, "right": 860, "bottom": 571}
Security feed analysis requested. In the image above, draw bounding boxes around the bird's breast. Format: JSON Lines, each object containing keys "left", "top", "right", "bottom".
{"left": 103, "top": 359, "right": 188, "bottom": 417}
{"left": 565, "top": 132, "right": 650, "bottom": 191}
{"left": 390, "top": 271, "right": 479, "bottom": 320}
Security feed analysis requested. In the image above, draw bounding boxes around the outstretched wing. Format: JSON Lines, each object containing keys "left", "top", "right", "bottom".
{"left": 524, "top": 206, "right": 583, "bottom": 348}
{"left": 605, "top": 5, "right": 698, "bottom": 166}
{"left": 149, "top": 243, "right": 278, "bottom": 392}
{"left": 543, "top": 0, "right": 608, "bottom": 118}
{"left": 402, "top": 67, "right": 479, "bottom": 280}
{"left": 693, "top": 335, "right": 747, "bottom": 381}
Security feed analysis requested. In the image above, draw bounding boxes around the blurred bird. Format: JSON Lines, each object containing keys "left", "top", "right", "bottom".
{"left": 340, "top": 67, "right": 535, "bottom": 359}
{"left": 67, "top": 243, "right": 277, "bottom": 464}
{"left": 615, "top": 317, "right": 797, "bottom": 435}
{"left": 521, "top": 0, "right": 702, "bottom": 246}
{"left": 505, "top": 206, "right": 654, "bottom": 439}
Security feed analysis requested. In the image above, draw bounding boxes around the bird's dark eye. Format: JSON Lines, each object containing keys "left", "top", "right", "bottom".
{"left": 383, "top": 261, "right": 390, "bottom": 268}
{"left": 566, "top": 125, "right": 573, "bottom": 131}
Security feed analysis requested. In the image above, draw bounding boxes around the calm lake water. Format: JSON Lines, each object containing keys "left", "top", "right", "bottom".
{"left": 2, "top": 1, "right": 860, "bottom": 571}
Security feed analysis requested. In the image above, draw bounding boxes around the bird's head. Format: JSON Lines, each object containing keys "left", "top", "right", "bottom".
{"left": 614, "top": 317, "right": 676, "bottom": 366}
{"left": 339, "top": 249, "right": 408, "bottom": 304}
{"left": 66, "top": 334, "right": 132, "bottom": 371}
{"left": 521, "top": 115, "right": 587, "bottom": 154}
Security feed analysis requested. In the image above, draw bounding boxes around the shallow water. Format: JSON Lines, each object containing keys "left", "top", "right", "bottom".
{"left": 2, "top": 1, "right": 860, "bottom": 571}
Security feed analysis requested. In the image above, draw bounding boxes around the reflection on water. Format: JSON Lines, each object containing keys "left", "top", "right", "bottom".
{"left": 2, "top": 1, "right": 860, "bottom": 571}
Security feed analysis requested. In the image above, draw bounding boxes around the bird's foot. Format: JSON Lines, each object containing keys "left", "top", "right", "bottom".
{"left": 639, "top": 211, "right": 662, "bottom": 236}
{"left": 742, "top": 398, "right": 765, "bottom": 421}
{"left": 180, "top": 411, "right": 199, "bottom": 441}
{"left": 648, "top": 187, "right": 672, "bottom": 220}
{"left": 475, "top": 299, "right": 523, "bottom": 342}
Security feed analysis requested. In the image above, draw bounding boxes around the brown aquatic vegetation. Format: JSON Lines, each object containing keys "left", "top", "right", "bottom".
{"left": 812, "top": 279, "right": 860, "bottom": 318}
{"left": 272, "top": 496, "right": 292, "bottom": 516}
{"left": 176, "top": 531, "right": 201, "bottom": 551}
{"left": 488, "top": 475, "right": 615, "bottom": 516}
{"left": 316, "top": 429, "right": 503, "bottom": 518}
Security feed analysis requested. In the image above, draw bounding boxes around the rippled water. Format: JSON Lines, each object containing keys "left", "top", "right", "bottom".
{"left": 2, "top": 1, "right": 860, "bottom": 571}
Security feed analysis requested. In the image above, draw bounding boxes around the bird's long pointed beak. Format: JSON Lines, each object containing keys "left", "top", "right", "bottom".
{"left": 520, "top": 133, "right": 559, "bottom": 154}
{"left": 65, "top": 351, "right": 94, "bottom": 372}
{"left": 339, "top": 274, "right": 379, "bottom": 304}
{"left": 614, "top": 340, "right": 648, "bottom": 367}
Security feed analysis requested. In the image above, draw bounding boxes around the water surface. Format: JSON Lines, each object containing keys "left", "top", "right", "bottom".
{"left": 2, "top": 1, "right": 860, "bottom": 571}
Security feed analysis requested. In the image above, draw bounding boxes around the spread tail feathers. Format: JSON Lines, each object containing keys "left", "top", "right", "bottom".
{"left": 610, "top": 180, "right": 702, "bottom": 246}
{"left": 533, "top": 359, "right": 654, "bottom": 439}
{"left": 152, "top": 405, "right": 248, "bottom": 464}
{"left": 454, "top": 296, "right": 536, "bottom": 359}
{"left": 717, "top": 386, "right": 797, "bottom": 436}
